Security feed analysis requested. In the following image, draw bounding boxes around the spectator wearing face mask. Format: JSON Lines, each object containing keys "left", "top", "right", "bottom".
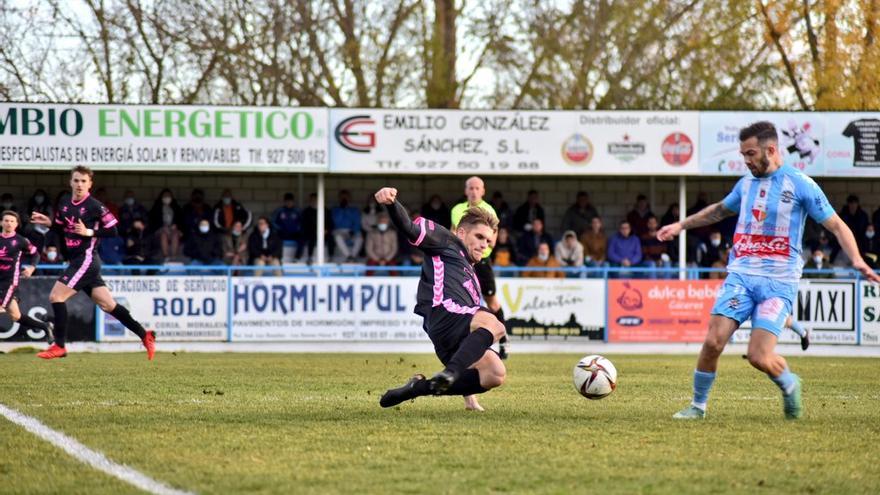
{"left": 182, "top": 188, "right": 212, "bottom": 239}
{"left": 124, "top": 219, "right": 159, "bottom": 269}
{"left": 213, "top": 189, "right": 252, "bottom": 234}
{"left": 697, "top": 230, "right": 731, "bottom": 277}
{"left": 119, "top": 190, "right": 149, "bottom": 234}
{"left": 331, "top": 189, "right": 363, "bottom": 262}
{"left": 366, "top": 212, "right": 398, "bottom": 276}
{"left": 803, "top": 249, "right": 834, "bottom": 279}
{"left": 149, "top": 189, "right": 185, "bottom": 261}
{"left": 607, "top": 221, "right": 642, "bottom": 277}
{"left": 0, "top": 193, "right": 18, "bottom": 215}
{"left": 223, "top": 220, "right": 248, "bottom": 268}
{"left": 25, "top": 189, "right": 53, "bottom": 248}
{"left": 861, "top": 224, "right": 880, "bottom": 267}
{"left": 523, "top": 242, "right": 564, "bottom": 279}
{"left": 184, "top": 219, "right": 224, "bottom": 266}
{"left": 247, "top": 216, "right": 282, "bottom": 276}
{"left": 27, "top": 189, "right": 52, "bottom": 221}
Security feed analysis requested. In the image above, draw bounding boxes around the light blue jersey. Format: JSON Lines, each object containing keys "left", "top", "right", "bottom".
{"left": 712, "top": 165, "right": 835, "bottom": 335}
{"left": 721, "top": 164, "right": 835, "bottom": 283}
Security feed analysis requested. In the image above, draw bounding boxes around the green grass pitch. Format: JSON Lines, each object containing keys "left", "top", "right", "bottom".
{"left": 1, "top": 352, "right": 878, "bottom": 494}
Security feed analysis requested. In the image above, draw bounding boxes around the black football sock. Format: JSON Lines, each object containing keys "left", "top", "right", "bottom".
{"left": 437, "top": 369, "right": 487, "bottom": 396}
{"left": 444, "top": 328, "right": 494, "bottom": 376}
{"left": 110, "top": 304, "right": 147, "bottom": 340}
{"left": 52, "top": 302, "right": 68, "bottom": 348}
{"left": 18, "top": 314, "right": 49, "bottom": 331}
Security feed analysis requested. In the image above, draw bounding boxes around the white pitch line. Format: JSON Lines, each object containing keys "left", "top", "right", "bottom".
{"left": 0, "top": 402, "right": 194, "bottom": 495}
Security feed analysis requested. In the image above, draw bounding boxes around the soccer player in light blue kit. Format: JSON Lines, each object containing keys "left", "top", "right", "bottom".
{"left": 658, "top": 121, "right": 880, "bottom": 420}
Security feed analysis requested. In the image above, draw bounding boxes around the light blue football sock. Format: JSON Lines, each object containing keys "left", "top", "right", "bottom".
{"left": 790, "top": 320, "right": 806, "bottom": 338}
{"left": 692, "top": 369, "right": 716, "bottom": 410}
{"left": 770, "top": 368, "right": 797, "bottom": 396}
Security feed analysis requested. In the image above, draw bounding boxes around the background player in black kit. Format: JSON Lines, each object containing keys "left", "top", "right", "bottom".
{"left": 30, "top": 166, "right": 156, "bottom": 360}
{"left": 0, "top": 211, "right": 54, "bottom": 341}
{"left": 374, "top": 187, "right": 507, "bottom": 411}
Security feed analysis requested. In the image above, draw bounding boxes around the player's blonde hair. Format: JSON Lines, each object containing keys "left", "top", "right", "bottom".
{"left": 458, "top": 207, "right": 498, "bottom": 233}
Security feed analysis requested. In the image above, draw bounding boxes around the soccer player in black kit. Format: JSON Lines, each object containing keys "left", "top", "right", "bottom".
{"left": 31, "top": 166, "right": 156, "bottom": 360}
{"left": 375, "top": 187, "right": 507, "bottom": 411}
{"left": 0, "top": 211, "right": 54, "bottom": 341}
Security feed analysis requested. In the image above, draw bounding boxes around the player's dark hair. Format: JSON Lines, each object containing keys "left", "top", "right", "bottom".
{"left": 71, "top": 165, "right": 94, "bottom": 180}
{"left": 458, "top": 207, "right": 498, "bottom": 233}
{"left": 739, "top": 121, "right": 778, "bottom": 144}
{"left": 1, "top": 210, "right": 20, "bottom": 225}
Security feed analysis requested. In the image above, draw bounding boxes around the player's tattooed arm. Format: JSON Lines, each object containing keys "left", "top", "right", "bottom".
{"left": 680, "top": 202, "right": 734, "bottom": 230}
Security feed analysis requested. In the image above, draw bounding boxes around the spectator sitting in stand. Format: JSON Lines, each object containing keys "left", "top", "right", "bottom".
{"left": 124, "top": 219, "right": 159, "bottom": 271}
{"left": 248, "top": 216, "right": 282, "bottom": 276}
{"left": 271, "top": 193, "right": 303, "bottom": 255}
{"left": 42, "top": 244, "right": 62, "bottom": 264}
{"left": 560, "top": 191, "right": 599, "bottom": 238}
{"left": 696, "top": 230, "right": 732, "bottom": 279}
{"left": 580, "top": 216, "right": 609, "bottom": 273}
{"left": 148, "top": 188, "right": 185, "bottom": 262}
{"left": 811, "top": 230, "right": 835, "bottom": 265}
{"left": 515, "top": 217, "right": 554, "bottom": 266}
{"left": 523, "top": 242, "right": 564, "bottom": 279}
{"left": 1, "top": 193, "right": 18, "bottom": 215}
{"left": 26, "top": 188, "right": 52, "bottom": 225}
{"left": 361, "top": 195, "right": 382, "bottom": 238}
{"left": 626, "top": 194, "right": 653, "bottom": 237}
{"left": 660, "top": 202, "right": 680, "bottom": 227}
{"left": 365, "top": 212, "right": 398, "bottom": 276}
{"left": 213, "top": 189, "right": 253, "bottom": 234}
{"left": 489, "top": 191, "right": 513, "bottom": 231}
{"left": 861, "top": 224, "right": 880, "bottom": 268}
{"left": 640, "top": 215, "right": 671, "bottom": 278}
{"left": 421, "top": 195, "right": 451, "bottom": 229}
{"left": 223, "top": 220, "right": 248, "bottom": 269}
{"left": 490, "top": 227, "right": 517, "bottom": 274}
{"left": 608, "top": 220, "right": 642, "bottom": 277}
{"left": 687, "top": 192, "right": 712, "bottom": 243}
{"left": 331, "top": 189, "right": 363, "bottom": 262}
{"left": 119, "top": 189, "right": 149, "bottom": 235}
{"left": 555, "top": 230, "right": 584, "bottom": 277}
{"left": 97, "top": 231, "right": 125, "bottom": 267}
{"left": 512, "top": 189, "right": 545, "bottom": 234}
{"left": 803, "top": 248, "right": 834, "bottom": 279}
{"left": 184, "top": 219, "right": 224, "bottom": 266}
{"left": 182, "top": 188, "right": 212, "bottom": 239}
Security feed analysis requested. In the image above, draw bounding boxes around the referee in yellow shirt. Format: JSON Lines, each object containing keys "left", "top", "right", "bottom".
{"left": 451, "top": 176, "right": 508, "bottom": 359}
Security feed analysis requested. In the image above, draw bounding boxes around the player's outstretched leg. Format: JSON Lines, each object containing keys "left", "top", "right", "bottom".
{"left": 429, "top": 311, "right": 505, "bottom": 393}
{"left": 748, "top": 329, "right": 802, "bottom": 419}
{"left": 380, "top": 351, "right": 506, "bottom": 409}
{"left": 673, "top": 315, "right": 738, "bottom": 419}
{"left": 785, "top": 315, "right": 810, "bottom": 351}
{"left": 92, "top": 287, "right": 156, "bottom": 360}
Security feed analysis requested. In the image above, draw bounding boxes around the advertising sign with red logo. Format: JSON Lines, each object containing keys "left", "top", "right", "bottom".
{"left": 607, "top": 280, "right": 723, "bottom": 342}
{"left": 329, "top": 109, "right": 699, "bottom": 175}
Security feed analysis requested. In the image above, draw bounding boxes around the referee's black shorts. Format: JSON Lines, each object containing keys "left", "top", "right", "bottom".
{"left": 474, "top": 258, "right": 496, "bottom": 297}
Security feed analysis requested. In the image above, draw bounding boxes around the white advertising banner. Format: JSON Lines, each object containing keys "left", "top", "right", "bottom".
{"left": 858, "top": 281, "right": 880, "bottom": 345}
{"left": 700, "top": 112, "right": 826, "bottom": 176}
{"left": 231, "top": 276, "right": 426, "bottom": 341}
{"left": 0, "top": 103, "right": 329, "bottom": 172}
{"left": 497, "top": 278, "right": 605, "bottom": 339}
{"left": 823, "top": 112, "right": 880, "bottom": 176}
{"left": 329, "top": 109, "right": 699, "bottom": 175}
{"left": 97, "top": 276, "right": 228, "bottom": 341}
{"left": 732, "top": 280, "right": 856, "bottom": 345}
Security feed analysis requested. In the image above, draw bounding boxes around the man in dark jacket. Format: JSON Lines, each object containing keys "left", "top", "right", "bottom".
{"left": 185, "top": 219, "right": 224, "bottom": 266}
{"left": 248, "top": 216, "right": 283, "bottom": 276}
{"left": 213, "top": 189, "right": 253, "bottom": 234}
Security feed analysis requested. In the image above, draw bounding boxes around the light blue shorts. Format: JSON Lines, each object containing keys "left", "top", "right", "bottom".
{"left": 710, "top": 272, "right": 798, "bottom": 336}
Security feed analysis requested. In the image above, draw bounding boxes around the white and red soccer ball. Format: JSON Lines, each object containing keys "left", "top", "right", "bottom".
{"left": 573, "top": 355, "right": 618, "bottom": 400}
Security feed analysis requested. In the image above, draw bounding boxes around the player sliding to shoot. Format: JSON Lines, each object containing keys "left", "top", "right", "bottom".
{"left": 658, "top": 121, "right": 880, "bottom": 420}
{"left": 30, "top": 165, "right": 156, "bottom": 360}
{"left": 0, "top": 211, "right": 54, "bottom": 342}
{"left": 375, "top": 187, "right": 507, "bottom": 411}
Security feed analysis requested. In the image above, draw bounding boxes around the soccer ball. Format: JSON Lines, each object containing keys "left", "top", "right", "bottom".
{"left": 573, "top": 355, "right": 617, "bottom": 400}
